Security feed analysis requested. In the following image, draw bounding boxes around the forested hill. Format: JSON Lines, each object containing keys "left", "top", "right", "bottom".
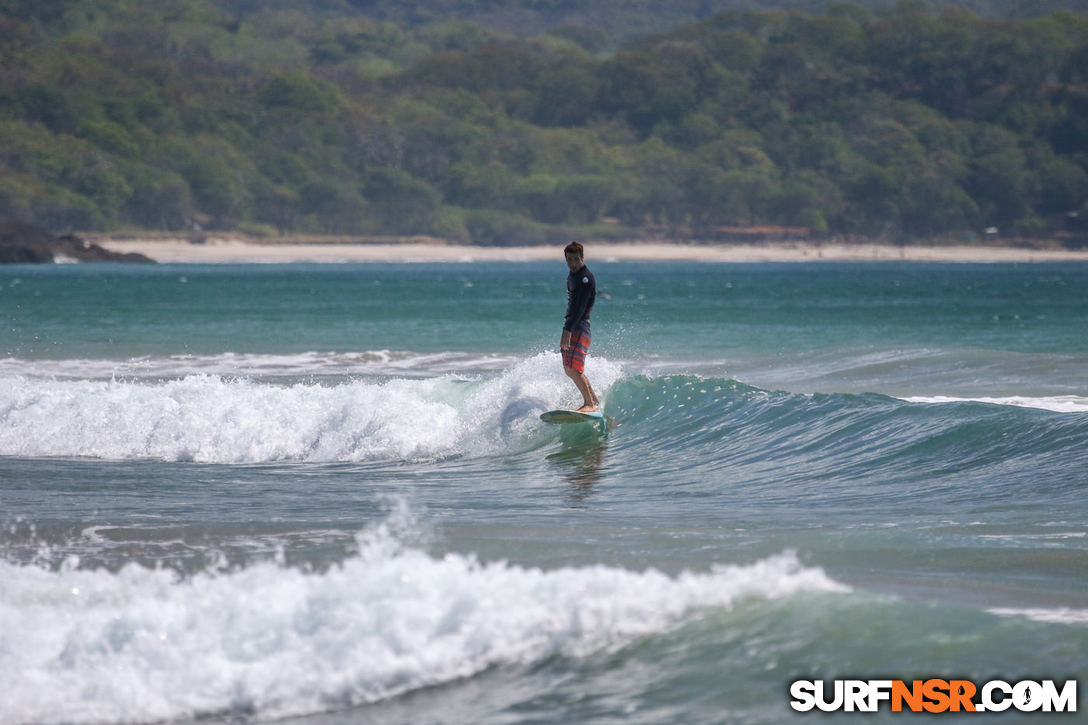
{"left": 2, "top": 0, "right": 1088, "bottom": 244}
{"left": 216, "top": 0, "right": 1088, "bottom": 40}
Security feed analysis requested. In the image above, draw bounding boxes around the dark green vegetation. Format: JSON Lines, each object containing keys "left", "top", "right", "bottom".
{"left": 214, "top": 1, "right": 1088, "bottom": 43}
{"left": 7, "top": 0, "right": 1087, "bottom": 37}
{"left": 2, "top": 0, "right": 1088, "bottom": 243}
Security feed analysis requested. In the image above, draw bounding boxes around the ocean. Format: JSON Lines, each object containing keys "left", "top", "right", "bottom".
{"left": 1, "top": 260, "right": 1085, "bottom": 724}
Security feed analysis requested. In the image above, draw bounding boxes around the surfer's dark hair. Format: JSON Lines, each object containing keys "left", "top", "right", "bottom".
{"left": 564, "top": 241, "right": 584, "bottom": 257}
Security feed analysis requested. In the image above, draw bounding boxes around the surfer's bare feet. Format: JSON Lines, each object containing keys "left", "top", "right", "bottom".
{"left": 577, "top": 403, "right": 598, "bottom": 413}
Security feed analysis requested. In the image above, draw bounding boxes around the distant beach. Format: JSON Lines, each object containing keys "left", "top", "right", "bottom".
{"left": 90, "top": 235, "right": 1088, "bottom": 264}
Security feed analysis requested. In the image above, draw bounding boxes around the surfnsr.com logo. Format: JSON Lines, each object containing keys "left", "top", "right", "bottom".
{"left": 790, "top": 679, "right": 1078, "bottom": 714}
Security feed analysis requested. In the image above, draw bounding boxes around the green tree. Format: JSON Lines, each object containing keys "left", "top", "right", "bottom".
{"left": 299, "top": 179, "right": 366, "bottom": 234}
{"left": 361, "top": 167, "right": 441, "bottom": 233}
{"left": 259, "top": 72, "right": 342, "bottom": 112}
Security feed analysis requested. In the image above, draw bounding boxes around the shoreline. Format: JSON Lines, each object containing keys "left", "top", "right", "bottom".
{"left": 90, "top": 236, "right": 1088, "bottom": 264}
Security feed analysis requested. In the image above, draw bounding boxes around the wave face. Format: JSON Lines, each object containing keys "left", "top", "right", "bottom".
{"left": 3, "top": 359, "right": 1086, "bottom": 495}
{"left": 0, "top": 509, "right": 845, "bottom": 724}
{"left": 605, "top": 373, "right": 1088, "bottom": 461}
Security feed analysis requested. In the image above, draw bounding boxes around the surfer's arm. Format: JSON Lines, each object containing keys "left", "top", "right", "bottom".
{"left": 560, "top": 329, "right": 572, "bottom": 350}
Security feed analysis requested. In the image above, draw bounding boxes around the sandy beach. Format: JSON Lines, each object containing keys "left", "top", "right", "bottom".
{"left": 90, "top": 235, "right": 1088, "bottom": 264}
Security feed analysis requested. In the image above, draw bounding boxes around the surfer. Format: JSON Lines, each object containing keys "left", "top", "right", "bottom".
{"left": 560, "top": 241, "right": 599, "bottom": 413}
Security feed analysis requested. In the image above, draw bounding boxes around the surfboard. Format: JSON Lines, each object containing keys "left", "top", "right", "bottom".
{"left": 540, "top": 410, "right": 604, "bottom": 424}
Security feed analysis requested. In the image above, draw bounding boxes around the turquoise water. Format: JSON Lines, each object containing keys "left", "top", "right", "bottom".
{"left": 1, "top": 261, "right": 1086, "bottom": 723}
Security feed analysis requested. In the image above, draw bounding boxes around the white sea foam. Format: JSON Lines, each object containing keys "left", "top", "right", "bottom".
{"left": 902, "top": 395, "right": 1088, "bottom": 413}
{"left": 0, "top": 354, "right": 623, "bottom": 463}
{"left": 0, "top": 514, "right": 847, "bottom": 724}
{"left": 988, "top": 607, "right": 1088, "bottom": 626}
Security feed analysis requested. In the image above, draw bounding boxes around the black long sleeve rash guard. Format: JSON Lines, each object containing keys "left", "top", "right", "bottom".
{"left": 564, "top": 265, "right": 596, "bottom": 335}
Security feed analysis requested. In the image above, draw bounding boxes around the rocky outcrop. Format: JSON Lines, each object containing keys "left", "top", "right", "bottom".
{"left": 0, "top": 218, "right": 154, "bottom": 263}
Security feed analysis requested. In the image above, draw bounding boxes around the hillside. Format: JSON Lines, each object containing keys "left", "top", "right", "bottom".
{"left": 1, "top": 0, "right": 1087, "bottom": 244}
{"left": 211, "top": 0, "right": 1088, "bottom": 40}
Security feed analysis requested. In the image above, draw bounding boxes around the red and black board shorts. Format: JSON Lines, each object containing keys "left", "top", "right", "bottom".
{"left": 562, "top": 331, "right": 591, "bottom": 373}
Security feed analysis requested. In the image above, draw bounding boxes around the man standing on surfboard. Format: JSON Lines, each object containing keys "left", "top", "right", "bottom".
{"left": 561, "top": 241, "right": 600, "bottom": 413}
